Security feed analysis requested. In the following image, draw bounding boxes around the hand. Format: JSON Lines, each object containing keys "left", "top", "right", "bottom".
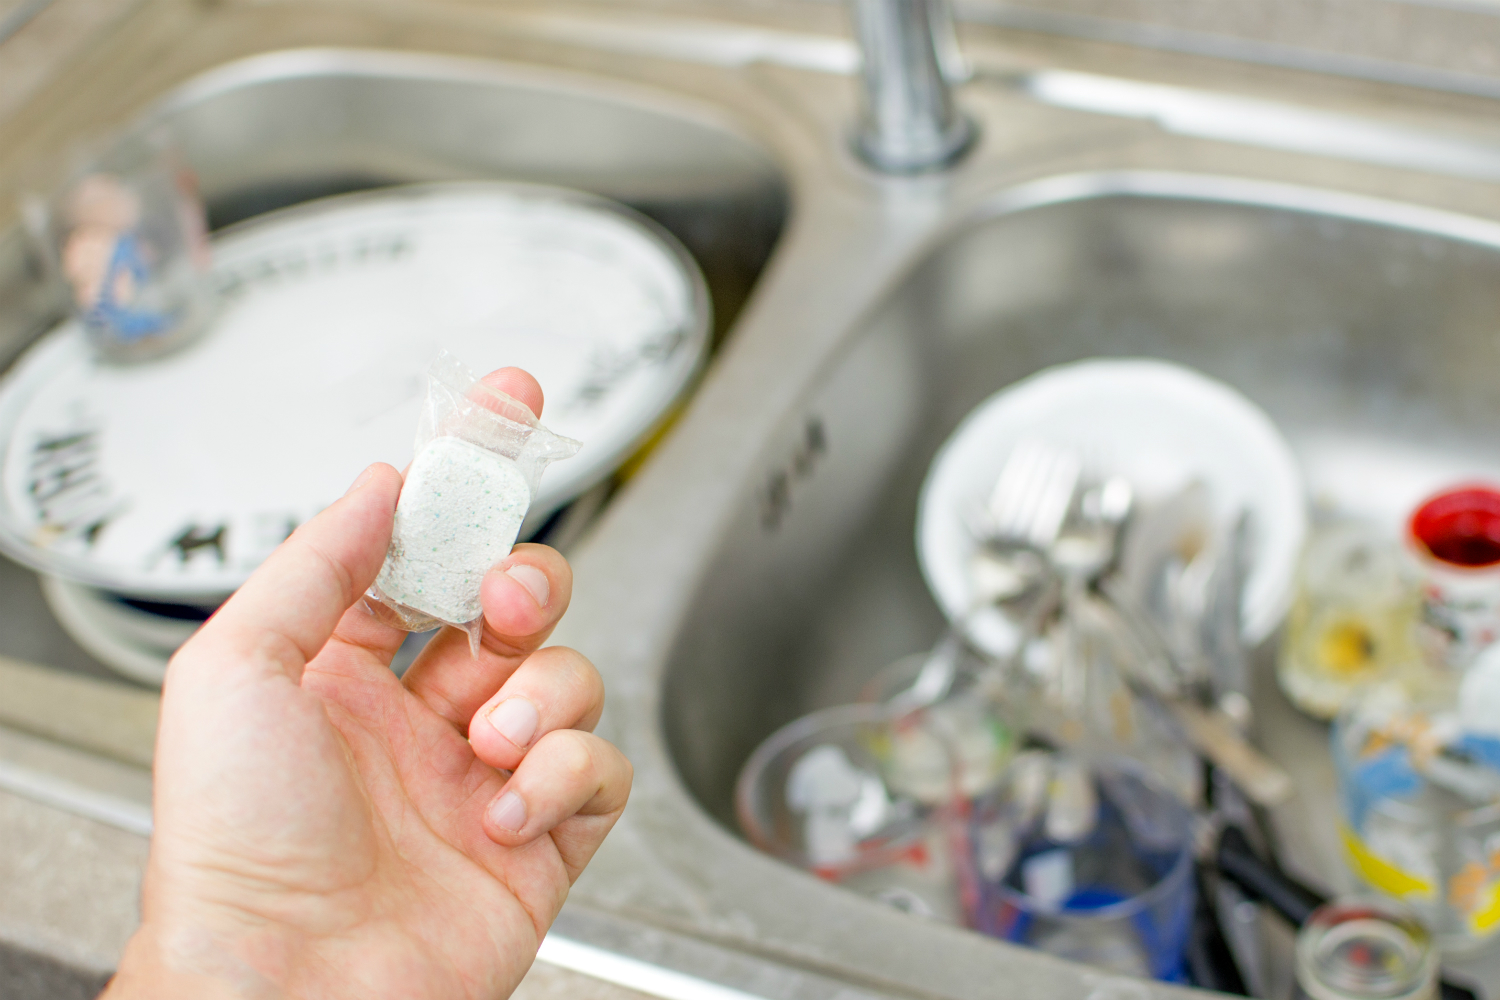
{"left": 105, "top": 369, "right": 631, "bottom": 1000}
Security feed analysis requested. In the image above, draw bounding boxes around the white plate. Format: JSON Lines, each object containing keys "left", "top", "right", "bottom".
{"left": 917, "top": 358, "right": 1306, "bottom": 657}
{"left": 0, "top": 182, "right": 709, "bottom": 597}
{"left": 39, "top": 575, "right": 182, "bottom": 686}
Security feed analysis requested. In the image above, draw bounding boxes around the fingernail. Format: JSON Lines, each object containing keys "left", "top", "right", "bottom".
{"left": 489, "top": 790, "right": 527, "bottom": 832}
{"left": 504, "top": 563, "right": 549, "bottom": 609}
{"left": 486, "top": 698, "right": 539, "bottom": 749}
{"left": 345, "top": 464, "right": 376, "bottom": 495}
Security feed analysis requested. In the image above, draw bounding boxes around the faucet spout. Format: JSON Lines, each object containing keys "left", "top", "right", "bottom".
{"left": 850, "top": 0, "right": 976, "bottom": 173}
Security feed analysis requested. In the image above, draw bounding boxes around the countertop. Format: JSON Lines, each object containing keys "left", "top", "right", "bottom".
{"left": 0, "top": 780, "right": 657, "bottom": 998}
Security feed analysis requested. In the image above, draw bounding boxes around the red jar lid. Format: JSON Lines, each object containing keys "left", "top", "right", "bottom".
{"left": 1409, "top": 485, "right": 1500, "bottom": 568}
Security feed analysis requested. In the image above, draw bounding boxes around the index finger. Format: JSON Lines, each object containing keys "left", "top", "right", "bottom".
{"left": 182, "top": 463, "right": 403, "bottom": 682}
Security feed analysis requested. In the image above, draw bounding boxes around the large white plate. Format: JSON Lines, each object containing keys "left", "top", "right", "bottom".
{"left": 917, "top": 358, "right": 1306, "bottom": 657}
{"left": 0, "top": 182, "right": 709, "bottom": 597}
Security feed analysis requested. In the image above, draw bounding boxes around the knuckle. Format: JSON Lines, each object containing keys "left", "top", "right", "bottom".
{"left": 531, "top": 646, "right": 602, "bottom": 704}
{"left": 549, "top": 733, "right": 597, "bottom": 786}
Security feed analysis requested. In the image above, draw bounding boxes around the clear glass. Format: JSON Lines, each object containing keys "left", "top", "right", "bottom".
{"left": 1333, "top": 683, "right": 1500, "bottom": 952}
{"left": 1294, "top": 896, "right": 1437, "bottom": 1000}
{"left": 858, "top": 644, "right": 1019, "bottom": 800}
{"left": 964, "top": 759, "right": 1195, "bottom": 981}
{"left": 1280, "top": 522, "right": 1422, "bottom": 719}
{"left": 1020, "top": 601, "right": 1203, "bottom": 805}
{"left": 33, "top": 130, "right": 216, "bottom": 363}
{"left": 735, "top": 702, "right": 967, "bottom": 923}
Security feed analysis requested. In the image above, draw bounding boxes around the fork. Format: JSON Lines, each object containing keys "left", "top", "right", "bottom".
{"left": 894, "top": 441, "right": 1081, "bottom": 712}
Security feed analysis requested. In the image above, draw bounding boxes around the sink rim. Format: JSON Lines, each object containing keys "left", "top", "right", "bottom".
{"left": 142, "top": 44, "right": 793, "bottom": 186}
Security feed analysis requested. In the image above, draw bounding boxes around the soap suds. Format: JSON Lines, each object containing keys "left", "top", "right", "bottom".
{"left": 375, "top": 436, "right": 531, "bottom": 623}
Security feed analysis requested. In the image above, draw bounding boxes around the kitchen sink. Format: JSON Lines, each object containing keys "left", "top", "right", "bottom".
{"left": 665, "top": 172, "right": 1500, "bottom": 828}
{"left": 12, "top": 2, "right": 1500, "bottom": 998}
{"left": 0, "top": 46, "right": 789, "bottom": 683}
{"left": 576, "top": 172, "right": 1500, "bottom": 999}
{"left": 0, "top": 46, "right": 788, "bottom": 361}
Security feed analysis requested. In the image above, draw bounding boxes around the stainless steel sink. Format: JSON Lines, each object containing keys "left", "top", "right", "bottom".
{"left": 11, "top": 4, "right": 1500, "bottom": 998}
{"left": 569, "top": 172, "right": 1500, "bottom": 1000}
{"left": 0, "top": 47, "right": 788, "bottom": 684}
{"left": 665, "top": 172, "right": 1500, "bottom": 828}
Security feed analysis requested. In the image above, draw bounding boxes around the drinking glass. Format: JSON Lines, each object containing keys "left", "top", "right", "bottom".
{"left": 1333, "top": 684, "right": 1500, "bottom": 952}
{"left": 1294, "top": 896, "right": 1437, "bottom": 1000}
{"left": 30, "top": 130, "right": 216, "bottom": 362}
{"left": 1408, "top": 485, "right": 1500, "bottom": 670}
{"left": 1279, "top": 522, "right": 1422, "bottom": 720}
{"left": 736, "top": 702, "right": 967, "bottom": 923}
{"left": 965, "top": 759, "right": 1195, "bottom": 981}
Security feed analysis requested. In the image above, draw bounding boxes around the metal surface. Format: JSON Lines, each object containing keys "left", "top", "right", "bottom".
{"left": 849, "top": 0, "right": 975, "bottom": 172}
{"left": 0, "top": 0, "right": 52, "bottom": 45}
{"left": 0, "top": 46, "right": 788, "bottom": 367}
{"left": 7, "top": 2, "right": 1500, "bottom": 997}
{"left": 619, "top": 177, "right": 1500, "bottom": 997}
{"left": 665, "top": 170, "right": 1500, "bottom": 829}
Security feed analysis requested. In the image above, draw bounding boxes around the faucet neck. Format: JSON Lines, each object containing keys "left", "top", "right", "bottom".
{"left": 851, "top": 0, "right": 976, "bottom": 173}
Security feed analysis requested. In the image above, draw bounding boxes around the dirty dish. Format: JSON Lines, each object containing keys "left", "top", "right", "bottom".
{"left": 39, "top": 575, "right": 214, "bottom": 686}
{"left": 0, "top": 181, "right": 709, "bottom": 598}
{"left": 917, "top": 358, "right": 1305, "bottom": 658}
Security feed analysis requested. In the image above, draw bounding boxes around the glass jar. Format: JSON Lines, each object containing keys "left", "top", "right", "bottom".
{"left": 30, "top": 129, "right": 217, "bottom": 363}
{"left": 1279, "top": 522, "right": 1422, "bottom": 720}
{"left": 1294, "top": 896, "right": 1437, "bottom": 1000}
{"left": 1333, "top": 678, "right": 1500, "bottom": 952}
{"left": 1409, "top": 485, "right": 1500, "bottom": 671}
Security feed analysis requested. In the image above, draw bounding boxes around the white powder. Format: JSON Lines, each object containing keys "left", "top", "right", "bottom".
{"left": 375, "top": 436, "right": 531, "bottom": 623}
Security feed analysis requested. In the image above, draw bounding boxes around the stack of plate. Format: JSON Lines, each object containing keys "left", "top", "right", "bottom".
{"left": 1, "top": 182, "right": 710, "bottom": 683}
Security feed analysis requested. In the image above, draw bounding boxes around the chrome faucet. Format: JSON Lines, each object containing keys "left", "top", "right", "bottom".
{"left": 850, "top": 0, "right": 976, "bottom": 173}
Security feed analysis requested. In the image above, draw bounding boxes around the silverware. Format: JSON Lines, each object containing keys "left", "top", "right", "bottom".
{"left": 898, "top": 442, "right": 1081, "bottom": 710}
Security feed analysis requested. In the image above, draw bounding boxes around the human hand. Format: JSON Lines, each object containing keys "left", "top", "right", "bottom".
{"left": 104, "top": 370, "right": 631, "bottom": 1000}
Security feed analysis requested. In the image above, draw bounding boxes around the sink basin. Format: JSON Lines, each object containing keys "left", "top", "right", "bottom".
{"left": 153, "top": 50, "right": 787, "bottom": 345}
{"left": 653, "top": 172, "right": 1500, "bottom": 994}
{"left": 666, "top": 171, "right": 1500, "bottom": 826}
{"left": 0, "top": 47, "right": 788, "bottom": 682}
{"left": 2, "top": 48, "right": 787, "bottom": 359}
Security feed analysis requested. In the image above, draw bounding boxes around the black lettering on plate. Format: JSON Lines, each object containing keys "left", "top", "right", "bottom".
{"left": 26, "top": 426, "right": 119, "bottom": 545}
{"left": 165, "top": 523, "right": 229, "bottom": 566}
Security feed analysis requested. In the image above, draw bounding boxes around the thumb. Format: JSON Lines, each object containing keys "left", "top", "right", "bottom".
{"left": 180, "top": 463, "right": 402, "bottom": 683}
